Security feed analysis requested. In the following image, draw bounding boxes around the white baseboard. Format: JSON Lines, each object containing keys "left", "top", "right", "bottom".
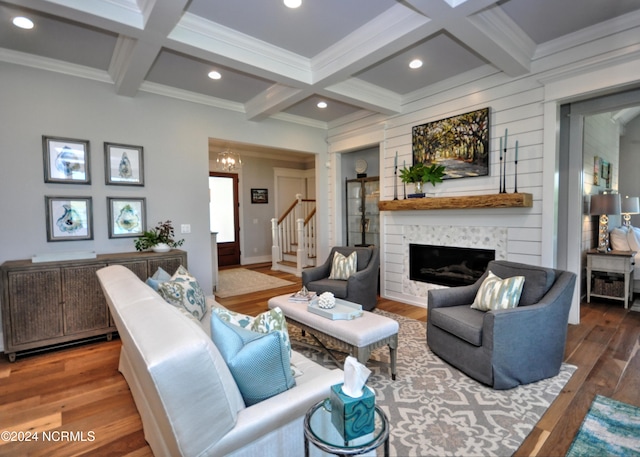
{"left": 241, "top": 254, "right": 272, "bottom": 265}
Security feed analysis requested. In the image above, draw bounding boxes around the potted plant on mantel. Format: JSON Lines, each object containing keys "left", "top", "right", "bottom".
{"left": 134, "top": 220, "right": 184, "bottom": 252}
{"left": 399, "top": 162, "right": 447, "bottom": 196}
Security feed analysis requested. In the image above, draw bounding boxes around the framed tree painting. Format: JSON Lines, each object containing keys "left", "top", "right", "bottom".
{"left": 43, "top": 136, "right": 91, "bottom": 184}
{"left": 104, "top": 142, "right": 144, "bottom": 186}
{"left": 107, "top": 197, "right": 146, "bottom": 238}
{"left": 45, "top": 196, "right": 93, "bottom": 241}
{"left": 412, "top": 107, "right": 490, "bottom": 180}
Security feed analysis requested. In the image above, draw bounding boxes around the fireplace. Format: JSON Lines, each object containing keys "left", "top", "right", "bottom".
{"left": 409, "top": 244, "right": 495, "bottom": 287}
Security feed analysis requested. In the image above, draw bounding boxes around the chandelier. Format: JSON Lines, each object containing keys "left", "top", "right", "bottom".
{"left": 217, "top": 149, "right": 242, "bottom": 172}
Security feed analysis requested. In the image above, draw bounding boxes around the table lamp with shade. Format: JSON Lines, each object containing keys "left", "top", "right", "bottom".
{"left": 621, "top": 196, "right": 639, "bottom": 227}
{"left": 590, "top": 193, "right": 621, "bottom": 252}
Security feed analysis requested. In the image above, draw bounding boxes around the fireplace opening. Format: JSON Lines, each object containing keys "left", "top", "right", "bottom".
{"left": 409, "top": 244, "right": 495, "bottom": 287}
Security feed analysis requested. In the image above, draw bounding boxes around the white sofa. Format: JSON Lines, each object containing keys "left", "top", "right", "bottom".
{"left": 96, "top": 264, "right": 343, "bottom": 457}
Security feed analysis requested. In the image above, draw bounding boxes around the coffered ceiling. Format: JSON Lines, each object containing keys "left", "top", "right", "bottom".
{"left": 1, "top": 0, "right": 640, "bottom": 127}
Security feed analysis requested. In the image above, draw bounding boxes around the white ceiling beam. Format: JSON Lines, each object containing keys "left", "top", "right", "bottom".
{"left": 108, "top": 36, "right": 160, "bottom": 96}
{"left": 403, "top": 0, "right": 532, "bottom": 76}
{"left": 168, "top": 13, "right": 312, "bottom": 86}
{"left": 109, "top": 0, "right": 189, "bottom": 96}
{"left": 244, "top": 84, "right": 308, "bottom": 122}
{"left": 452, "top": 6, "right": 534, "bottom": 76}
{"left": 322, "top": 79, "right": 402, "bottom": 115}
{"left": 309, "top": 4, "right": 432, "bottom": 86}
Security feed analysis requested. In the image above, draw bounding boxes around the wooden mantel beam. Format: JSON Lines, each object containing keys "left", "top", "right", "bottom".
{"left": 378, "top": 193, "right": 533, "bottom": 211}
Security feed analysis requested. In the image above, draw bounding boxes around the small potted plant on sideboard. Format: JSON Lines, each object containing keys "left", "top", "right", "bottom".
{"left": 134, "top": 220, "right": 184, "bottom": 252}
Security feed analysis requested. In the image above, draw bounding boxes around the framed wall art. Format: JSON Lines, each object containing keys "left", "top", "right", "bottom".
{"left": 107, "top": 197, "right": 146, "bottom": 238}
{"left": 104, "top": 142, "right": 144, "bottom": 186}
{"left": 43, "top": 136, "right": 91, "bottom": 184}
{"left": 412, "top": 107, "right": 490, "bottom": 180}
{"left": 45, "top": 196, "right": 93, "bottom": 241}
{"left": 251, "top": 188, "right": 268, "bottom": 204}
{"left": 593, "top": 156, "right": 601, "bottom": 186}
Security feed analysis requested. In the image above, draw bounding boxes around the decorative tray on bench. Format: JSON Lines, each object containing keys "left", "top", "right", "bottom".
{"left": 307, "top": 298, "right": 363, "bottom": 320}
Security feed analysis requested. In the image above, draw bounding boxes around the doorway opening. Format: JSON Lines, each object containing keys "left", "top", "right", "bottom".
{"left": 560, "top": 88, "right": 640, "bottom": 310}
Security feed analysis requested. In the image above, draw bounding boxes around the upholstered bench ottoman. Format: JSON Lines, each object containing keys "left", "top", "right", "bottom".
{"left": 268, "top": 294, "right": 399, "bottom": 379}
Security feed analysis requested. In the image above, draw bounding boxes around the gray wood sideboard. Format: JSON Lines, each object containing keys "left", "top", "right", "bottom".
{"left": 1, "top": 249, "right": 187, "bottom": 362}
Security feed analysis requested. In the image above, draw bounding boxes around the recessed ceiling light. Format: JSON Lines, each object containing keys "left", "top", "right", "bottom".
{"left": 208, "top": 71, "right": 221, "bottom": 80}
{"left": 317, "top": 101, "right": 327, "bottom": 109}
{"left": 409, "top": 59, "right": 423, "bottom": 69}
{"left": 284, "top": 0, "right": 302, "bottom": 8}
{"left": 13, "top": 16, "right": 34, "bottom": 30}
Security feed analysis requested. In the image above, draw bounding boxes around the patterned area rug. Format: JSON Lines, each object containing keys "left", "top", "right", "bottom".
{"left": 215, "top": 268, "right": 294, "bottom": 298}
{"left": 289, "top": 309, "right": 577, "bottom": 457}
{"left": 565, "top": 395, "right": 640, "bottom": 457}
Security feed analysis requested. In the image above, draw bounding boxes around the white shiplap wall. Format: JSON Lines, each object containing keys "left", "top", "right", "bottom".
{"left": 326, "top": 18, "right": 640, "bottom": 308}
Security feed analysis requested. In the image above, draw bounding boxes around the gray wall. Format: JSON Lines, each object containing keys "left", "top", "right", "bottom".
{"left": 0, "top": 62, "right": 328, "bottom": 349}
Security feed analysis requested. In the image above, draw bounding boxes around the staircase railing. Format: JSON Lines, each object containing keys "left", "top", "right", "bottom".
{"left": 271, "top": 194, "right": 316, "bottom": 276}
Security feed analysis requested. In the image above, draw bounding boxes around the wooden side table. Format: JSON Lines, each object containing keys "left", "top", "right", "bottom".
{"left": 586, "top": 250, "right": 635, "bottom": 308}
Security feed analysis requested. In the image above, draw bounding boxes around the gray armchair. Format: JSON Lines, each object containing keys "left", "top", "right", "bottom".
{"left": 427, "top": 260, "right": 576, "bottom": 389}
{"left": 302, "top": 246, "right": 379, "bottom": 310}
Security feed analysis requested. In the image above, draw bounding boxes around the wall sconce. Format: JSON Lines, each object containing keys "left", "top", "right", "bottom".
{"left": 590, "top": 193, "right": 621, "bottom": 252}
{"left": 621, "top": 196, "right": 639, "bottom": 227}
{"left": 217, "top": 149, "right": 241, "bottom": 172}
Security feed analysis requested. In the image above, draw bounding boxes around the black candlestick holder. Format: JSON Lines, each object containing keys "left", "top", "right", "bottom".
{"left": 501, "top": 148, "right": 507, "bottom": 193}
{"left": 394, "top": 166, "right": 398, "bottom": 200}
{"left": 499, "top": 155, "right": 504, "bottom": 193}
{"left": 514, "top": 159, "right": 518, "bottom": 193}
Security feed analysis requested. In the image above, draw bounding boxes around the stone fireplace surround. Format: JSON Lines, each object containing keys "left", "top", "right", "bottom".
{"left": 403, "top": 225, "right": 508, "bottom": 298}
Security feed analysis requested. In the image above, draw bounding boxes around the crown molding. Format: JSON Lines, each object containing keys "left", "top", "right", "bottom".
{"left": 402, "top": 64, "right": 499, "bottom": 105}
{"left": 269, "top": 112, "right": 328, "bottom": 130}
{"left": 139, "top": 81, "right": 246, "bottom": 113}
{"left": 534, "top": 9, "right": 640, "bottom": 60}
{"left": 0, "top": 47, "right": 112, "bottom": 83}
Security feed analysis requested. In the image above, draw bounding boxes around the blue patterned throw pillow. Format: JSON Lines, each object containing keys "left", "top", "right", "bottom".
{"left": 156, "top": 265, "right": 207, "bottom": 320}
{"left": 210, "top": 313, "right": 295, "bottom": 406}
{"left": 212, "top": 306, "right": 291, "bottom": 355}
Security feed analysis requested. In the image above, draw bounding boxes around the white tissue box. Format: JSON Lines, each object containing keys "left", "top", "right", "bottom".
{"left": 329, "top": 383, "right": 374, "bottom": 440}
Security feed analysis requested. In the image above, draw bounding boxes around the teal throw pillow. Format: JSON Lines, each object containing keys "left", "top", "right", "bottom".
{"left": 210, "top": 313, "right": 295, "bottom": 406}
{"left": 145, "top": 266, "right": 172, "bottom": 291}
{"left": 156, "top": 265, "right": 207, "bottom": 320}
{"left": 471, "top": 271, "right": 525, "bottom": 311}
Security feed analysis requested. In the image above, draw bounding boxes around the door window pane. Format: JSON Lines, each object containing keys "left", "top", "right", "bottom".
{"left": 209, "top": 176, "right": 235, "bottom": 243}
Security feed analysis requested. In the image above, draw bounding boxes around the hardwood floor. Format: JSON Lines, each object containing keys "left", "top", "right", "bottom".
{"left": 0, "top": 264, "right": 638, "bottom": 456}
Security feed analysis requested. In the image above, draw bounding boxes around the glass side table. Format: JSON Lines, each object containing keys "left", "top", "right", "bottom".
{"left": 304, "top": 398, "right": 390, "bottom": 456}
